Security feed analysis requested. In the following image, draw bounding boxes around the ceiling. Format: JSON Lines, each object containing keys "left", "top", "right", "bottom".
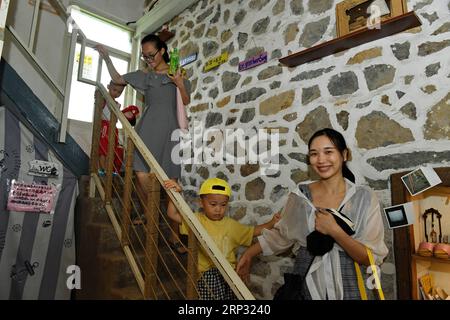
{"left": 135, "top": 0, "right": 199, "bottom": 37}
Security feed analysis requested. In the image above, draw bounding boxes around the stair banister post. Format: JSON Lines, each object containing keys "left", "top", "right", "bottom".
{"left": 121, "top": 137, "right": 135, "bottom": 247}
{"left": 144, "top": 173, "right": 160, "bottom": 299}
{"left": 187, "top": 229, "right": 199, "bottom": 299}
{"left": 104, "top": 103, "right": 118, "bottom": 204}
{"left": 89, "top": 90, "right": 104, "bottom": 198}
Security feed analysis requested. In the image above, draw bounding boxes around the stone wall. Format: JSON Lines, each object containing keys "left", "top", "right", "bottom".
{"left": 166, "top": 0, "right": 450, "bottom": 299}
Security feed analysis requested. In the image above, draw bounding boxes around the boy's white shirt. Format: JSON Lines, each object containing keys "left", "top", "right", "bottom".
{"left": 258, "top": 179, "right": 388, "bottom": 300}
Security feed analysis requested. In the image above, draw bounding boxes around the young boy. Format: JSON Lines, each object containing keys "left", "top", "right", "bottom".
{"left": 164, "top": 177, "right": 280, "bottom": 300}
{"left": 112, "top": 105, "right": 140, "bottom": 174}
{"left": 98, "top": 81, "right": 126, "bottom": 176}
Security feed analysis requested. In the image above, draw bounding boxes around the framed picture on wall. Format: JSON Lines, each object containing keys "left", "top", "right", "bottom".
{"left": 336, "top": 0, "right": 408, "bottom": 37}
{"left": 383, "top": 202, "right": 415, "bottom": 229}
{"left": 401, "top": 166, "right": 442, "bottom": 196}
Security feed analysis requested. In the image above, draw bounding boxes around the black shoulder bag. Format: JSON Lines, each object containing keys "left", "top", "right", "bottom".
{"left": 273, "top": 256, "right": 315, "bottom": 300}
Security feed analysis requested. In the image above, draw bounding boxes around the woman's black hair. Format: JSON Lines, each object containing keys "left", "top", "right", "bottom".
{"left": 141, "top": 34, "right": 170, "bottom": 63}
{"left": 307, "top": 128, "right": 355, "bottom": 183}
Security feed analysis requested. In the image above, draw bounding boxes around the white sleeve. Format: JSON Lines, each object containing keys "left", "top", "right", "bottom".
{"left": 258, "top": 221, "right": 296, "bottom": 256}
{"left": 354, "top": 190, "right": 389, "bottom": 265}
{"left": 257, "top": 192, "right": 309, "bottom": 256}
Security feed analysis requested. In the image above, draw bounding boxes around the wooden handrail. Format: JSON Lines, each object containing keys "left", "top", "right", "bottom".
{"left": 92, "top": 84, "right": 255, "bottom": 300}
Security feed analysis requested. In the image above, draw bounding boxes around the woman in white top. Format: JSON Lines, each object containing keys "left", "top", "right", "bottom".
{"left": 236, "top": 128, "right": 388, "bottom": 299}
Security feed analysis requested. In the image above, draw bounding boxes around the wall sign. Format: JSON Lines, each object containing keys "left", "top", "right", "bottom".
{"left": 204, "top": 52, "right": 228, "bottom": 72}
{"left": 336, "top": 0, "right": 408, "bottom": 36}
{"left": 180, "top": 53, "right": 198, "bottom": 67}
{"left": 28, "top": 160, "right": 59, "bottom": 178}
{"left": 238, "top": 52, "right": 268, "bottom": 72}
{"left": 7, "top": 180, "right": 59, "bottom": 214}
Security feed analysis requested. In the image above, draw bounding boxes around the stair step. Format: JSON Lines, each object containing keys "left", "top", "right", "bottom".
{"left": 76, "top": 175, "right": 192, "bottom": 300}
{"left": 110, "top": 286, "right": 144, "bottom": 300}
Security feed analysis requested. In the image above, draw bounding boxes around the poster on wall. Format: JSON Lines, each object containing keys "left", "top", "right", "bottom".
{"left": 401, "top": 166, "right": 442, "bottom": 196}
{"left": 28, "top": 160, "right": 60, "bottom": 178}
{"left": 7, "top": 180, "right": 60, "bottom": 214}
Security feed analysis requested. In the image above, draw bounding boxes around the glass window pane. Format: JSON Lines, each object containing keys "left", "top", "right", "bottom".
{"left": 70, "top": 8, "right": 132, "bottom": 53}
{"left": 68, "top": 44, "right": 129, "bottom": 123}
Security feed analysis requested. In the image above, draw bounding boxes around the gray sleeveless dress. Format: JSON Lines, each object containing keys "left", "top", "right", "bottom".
{"left": 123, "top": 70, "right": 191, "bottom": 178}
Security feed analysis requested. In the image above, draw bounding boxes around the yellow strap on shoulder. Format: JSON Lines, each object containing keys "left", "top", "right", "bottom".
{"left": 366, "top": 247, "right": 385, "bottom": 300}
{"left": 355, "top": 247, "right": 385, "bottom": 300}
{"left": 355, "top": 261, "right": 368, "bottom": 300}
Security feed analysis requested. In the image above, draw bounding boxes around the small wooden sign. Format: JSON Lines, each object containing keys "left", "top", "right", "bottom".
{"left": 238, "top": 52, "right": 268, "bottom": 72}
{"left": 204, "top": 52, "right": 228, "bottom": 72}
{"left": 181, "top": 53, "right": 198, "bottom": 67}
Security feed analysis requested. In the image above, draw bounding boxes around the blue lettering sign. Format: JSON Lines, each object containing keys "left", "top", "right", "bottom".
{"left": 180, "top": 53, "right": 198, "bottom": 67}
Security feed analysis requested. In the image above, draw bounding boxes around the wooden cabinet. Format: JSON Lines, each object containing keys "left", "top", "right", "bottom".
{"left": 391, "top": 168, "right": 450, "bottom": 300}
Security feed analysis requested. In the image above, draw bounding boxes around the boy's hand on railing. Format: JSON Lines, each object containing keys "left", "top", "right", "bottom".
{"left": 163, "top": 179, "right": 182, "bottom": 193}
{"left": 269, "top": 212, "right": 282, "bottom": 228}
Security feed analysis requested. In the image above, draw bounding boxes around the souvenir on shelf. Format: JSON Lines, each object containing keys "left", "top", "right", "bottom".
{"left": 417, "top": 208, "right": 450, "bottom": 259}
{"left": 417, "top": 208, "right": 440, "bottom": 256}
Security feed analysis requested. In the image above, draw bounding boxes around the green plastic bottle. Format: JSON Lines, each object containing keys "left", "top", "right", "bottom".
{"left": 169, "top": 48, "right": 179, "bottom": 76}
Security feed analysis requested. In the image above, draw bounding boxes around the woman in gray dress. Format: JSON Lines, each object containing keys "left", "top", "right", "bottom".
{"left": 96, "top": 35, "right": 191, "bottom": 253}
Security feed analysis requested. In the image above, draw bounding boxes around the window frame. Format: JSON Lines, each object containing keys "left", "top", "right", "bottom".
{"left": 66, "top": 4, "right": 134, "bottom": 123}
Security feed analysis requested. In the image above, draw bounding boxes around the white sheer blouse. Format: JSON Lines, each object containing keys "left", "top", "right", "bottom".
{"left": 258, "top": 179, "right": 389, "bottom": 300}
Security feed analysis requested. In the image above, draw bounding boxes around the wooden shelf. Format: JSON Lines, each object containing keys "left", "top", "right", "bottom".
{"left": 412, "top": 254, "right": 450, "bottom": 265}
{"left": 279, "top": 11, "right": 422, "bottom": 67}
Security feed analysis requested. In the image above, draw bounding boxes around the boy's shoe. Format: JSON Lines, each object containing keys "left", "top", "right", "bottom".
{"left": 169, "top": 240, "right": 187, "bottom": 255}
{"left": 98, "top": 169, "right": 106, "bottom": 177}
{"left": 112, "top": 171, "right": 118, "bottom": 177}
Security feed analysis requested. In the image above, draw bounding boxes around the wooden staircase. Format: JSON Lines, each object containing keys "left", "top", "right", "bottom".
{"left": 75, "top": 176, "right": 188, "bottom": 300}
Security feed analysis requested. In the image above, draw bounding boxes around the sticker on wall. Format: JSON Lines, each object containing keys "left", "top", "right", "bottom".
{"left": 0, "top": 149, "right": 21, "bottom": 180}
{"left": 7, "top": 180, "right": 60, "bottom": 214}
{"left": 204, "top": 52, "right": 229, "bottom": 72}
{"left": 28, "top": 160, "right": 59, "bottom": 178}
{"left": 383, "top": 202, "right": 415, "bottom": 229}
{"left": 401, "top": 166, "right": 442, "bottom": 196}
{"left": 238, "top": 51, "right": 268, "bottom": 72}
{"left": 180, "top": 53, "right": 198, "bottom": 67}
{"left": 76, "top": 53, "right": 93, "bottom": 78}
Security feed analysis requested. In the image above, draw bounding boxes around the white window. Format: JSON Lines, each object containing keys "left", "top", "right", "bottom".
{"left": 67, "top": 7, "right": 132, "bottom": 123}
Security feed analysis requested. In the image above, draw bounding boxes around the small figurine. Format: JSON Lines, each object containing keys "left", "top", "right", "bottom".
{"left": 423, "top": 208, "right": 442, "bottom": 243}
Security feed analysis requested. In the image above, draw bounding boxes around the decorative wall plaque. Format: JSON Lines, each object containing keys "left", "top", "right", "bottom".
{"left": 336, "top": 0, "right": 408, "bottom": 37}
{"left": 238, "top": 52, "right": 268, "bottom": 72}
{"left": 180, "top": 53, "right": 198, "bottom": 67}
{"left": 204, "top": 52, "right": 228, "bottom": 72}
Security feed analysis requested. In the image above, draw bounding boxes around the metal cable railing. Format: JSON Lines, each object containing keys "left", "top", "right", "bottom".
{"left": 90, "top": 91, "right": 251, "bottom": 299}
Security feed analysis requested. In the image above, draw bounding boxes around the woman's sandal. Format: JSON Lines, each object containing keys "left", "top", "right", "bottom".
{"left": 169, "top": 240, "right": 187, "bottom": 254}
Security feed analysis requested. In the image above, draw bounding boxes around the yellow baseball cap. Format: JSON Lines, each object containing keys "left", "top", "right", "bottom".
{"left": 199, "top": 178, "right": 231, "bottom": 197}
